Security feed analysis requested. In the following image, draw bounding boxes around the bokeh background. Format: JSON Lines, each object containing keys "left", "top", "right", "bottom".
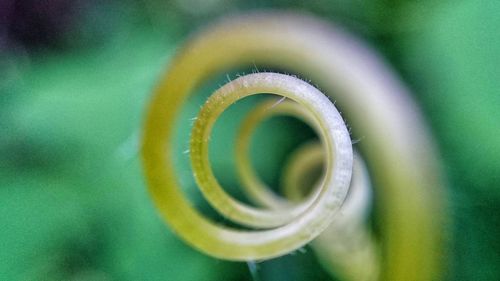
{"left": 1, "top": 0, "right": 499, "bottom": 280}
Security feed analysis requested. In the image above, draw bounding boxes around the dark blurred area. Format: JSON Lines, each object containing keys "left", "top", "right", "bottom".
{"left": 1, "top": 0, "right": 499, "bottom": 280}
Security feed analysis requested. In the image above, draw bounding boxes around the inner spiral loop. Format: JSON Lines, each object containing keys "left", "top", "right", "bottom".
{"left": 190, "top": 72, "right": 353, "bottom": 229}
{"left": 234, "top": 98, "right": 325, "bottom": 210}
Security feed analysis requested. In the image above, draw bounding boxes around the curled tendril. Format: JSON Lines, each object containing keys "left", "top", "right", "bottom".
{"left": 141, "top": 11, "right": 446, "bottom": 281}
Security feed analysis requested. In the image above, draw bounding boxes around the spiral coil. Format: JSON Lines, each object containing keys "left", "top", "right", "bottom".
{"left": 141, "top": 12, "right": 446, "bottom": 281}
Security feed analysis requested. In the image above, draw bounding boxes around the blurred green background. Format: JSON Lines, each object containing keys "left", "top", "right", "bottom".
{"left": 1, "top": 0, "right": 499, "bottom": 280}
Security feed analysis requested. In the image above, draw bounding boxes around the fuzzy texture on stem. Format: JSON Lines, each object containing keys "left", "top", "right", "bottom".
{"left": 141, "top": 11, "right": 446, "bottom": 281}
{"left": 190, "top": 73, "right": 352, "bottom": 230}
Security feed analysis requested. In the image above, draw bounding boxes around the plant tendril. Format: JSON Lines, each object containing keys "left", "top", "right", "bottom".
{"left": 141, "top": 11, "right": 446, "bottom": 281}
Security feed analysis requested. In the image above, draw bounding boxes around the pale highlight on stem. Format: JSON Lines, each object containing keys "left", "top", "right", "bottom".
{"left": 141, "top": 11, "right": 446, "bottom": 280}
